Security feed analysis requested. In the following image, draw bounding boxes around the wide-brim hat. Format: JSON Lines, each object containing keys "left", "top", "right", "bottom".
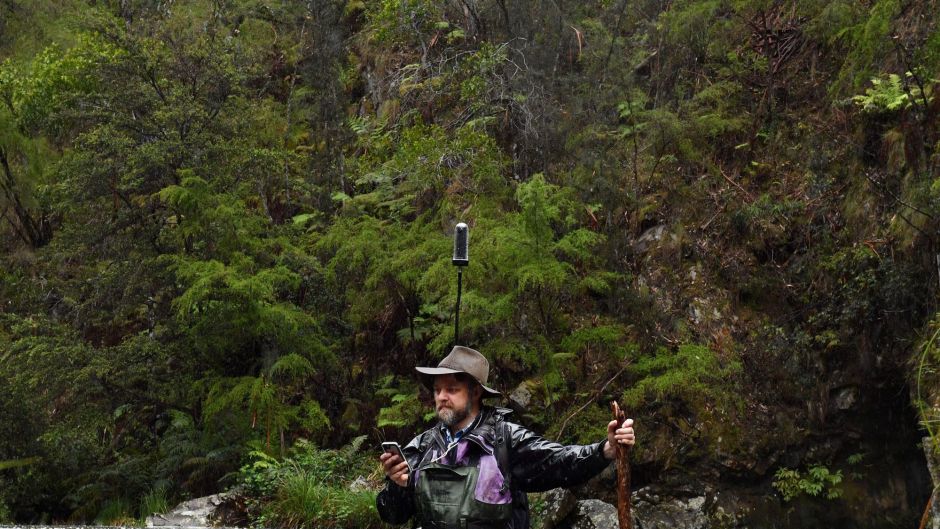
{"left": 416, "top": 346, "right": 501, "bottom": 398}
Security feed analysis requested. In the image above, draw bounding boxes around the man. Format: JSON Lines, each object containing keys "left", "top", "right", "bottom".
{"left": 377, "top": 346, "right": 636, "bottom": 529}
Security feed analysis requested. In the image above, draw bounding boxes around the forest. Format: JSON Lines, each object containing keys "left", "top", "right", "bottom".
{"left": 1, "top": 0, "right": 939, "bottom": 528}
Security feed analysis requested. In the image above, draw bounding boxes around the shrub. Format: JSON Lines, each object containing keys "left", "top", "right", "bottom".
{"left": 238, "top": 437, "right": 390, "bottom": 529}
{"left": 772, "top": 465, "right": 843, "bottom": 501}
{"left": 138, "top": 485, "right": 170, "bottom": 521}
{"left": 94, "top": 498, "right": 135, "bottom": 526}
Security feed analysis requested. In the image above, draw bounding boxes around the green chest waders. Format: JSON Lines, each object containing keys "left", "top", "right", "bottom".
{"left": 415, "top": 461, "right": 512, "bottom": 529}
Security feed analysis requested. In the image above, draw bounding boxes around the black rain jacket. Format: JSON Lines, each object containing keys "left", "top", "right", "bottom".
{"left": 376, "top": 406, "right": 610, "bottom": 529}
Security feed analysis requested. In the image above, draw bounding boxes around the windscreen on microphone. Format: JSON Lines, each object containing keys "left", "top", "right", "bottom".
{"left": 453, "top": 223, "right": 469, "bottom": 266}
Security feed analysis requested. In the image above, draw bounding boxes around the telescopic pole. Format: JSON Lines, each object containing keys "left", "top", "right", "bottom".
{"left": 455, "top": 269, "right": 463, "bottom": 345}
{"left": 453, "top": 223, "right": 469, "bottom": 346}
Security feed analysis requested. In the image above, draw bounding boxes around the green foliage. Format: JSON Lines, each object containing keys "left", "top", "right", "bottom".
{"left": 0, "top": 34, "right": 118, "bottom": 136}
{"left": 238, "top": 437, "right": 389, "bottom": 529}
{"left": 0, "top": 458, "right": 41, "bottom": 471}
{"left": 138, "top": 485, "right": 169, "bottom": 521}
{"left": 851, "top": 73, "right": 933, "bottom": 114}
{"left": 464, "top": 175, "right": 611, "bottom": 359}
{"left": 622, "top": 344, "right": 742, "bottom": 413}
{"left": 773, "top": 465, "right": 844, "bottom": 501}
{"left": 828, "top": 0, "right": 901, "bottom": 94}
{"left": 915, "top": 316, "right": 940, "bottom": 446}
{"left": 204, "top": 366, "right": 332, "bottom": 455}
{"left": 95, "top": 497, "right": 135, "bottom": 526}
{"left": 2, "top": 0, "right": 940, "bottom": 525}
{"left": 375, "top": 376, "right": 426, "bottom": 429}
{"left": 366, "top": 0, "right": 442, "bottom": 45}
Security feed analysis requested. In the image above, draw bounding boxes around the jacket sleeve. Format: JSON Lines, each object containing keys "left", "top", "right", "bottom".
{"left": 506, "top": 422, "right": 610, "bottom": 493}
{"left": 375, "top": 434, "right": 423, "bottom": 525}
{"left": 376, "top": 479, "right": 415, "bottom": 525}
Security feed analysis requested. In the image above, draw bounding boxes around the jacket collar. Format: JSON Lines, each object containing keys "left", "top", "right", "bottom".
{"left": 440, "top": 410, "right": 482, "bottom": 445}
{"left": 456, "top": 406, "right": 512, "bottom": 444}
{"left": 428, "top": 406, "right": 513, "bottom": 448}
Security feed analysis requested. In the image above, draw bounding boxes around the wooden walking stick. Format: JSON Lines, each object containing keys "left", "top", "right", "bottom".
{"left": 611, "top": 401, "right": 633, "bottom": 529}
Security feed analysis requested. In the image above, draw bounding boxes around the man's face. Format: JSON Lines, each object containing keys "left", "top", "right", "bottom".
{"left": 433, "top": 374, "right": 477, "bottom": 428}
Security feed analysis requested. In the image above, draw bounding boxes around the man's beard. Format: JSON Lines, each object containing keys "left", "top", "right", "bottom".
{"left": 438, "top": 400, "right": 473, "bottom": 428}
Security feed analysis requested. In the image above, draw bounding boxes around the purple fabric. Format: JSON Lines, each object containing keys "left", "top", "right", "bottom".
{"left": 415, "top": 437, "right": 510, "bottom": 505}
{"left": 454, "top": 440, "right": 470, "bottom": 465}
{"left": 474, "top": 452, "right": 511, "bottom": 504}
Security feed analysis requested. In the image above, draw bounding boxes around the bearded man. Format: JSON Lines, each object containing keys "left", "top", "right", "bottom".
{"left": 377, "top": 346, "right": 636, "bottom": 529}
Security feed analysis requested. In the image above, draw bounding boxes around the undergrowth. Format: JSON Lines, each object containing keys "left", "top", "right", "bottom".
{"left": 238, "top": 436, "right": 390, "bottom": 529}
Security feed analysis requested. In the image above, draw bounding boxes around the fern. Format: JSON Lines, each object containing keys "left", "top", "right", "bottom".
{"left": 623, "top": 344, "right": 742, "bottom": 412}
{"left": 852, "top": 73, "right": 918, "bottom": 113}
{"left": 375, "top": 377, "right": 423, "bottom": 429}
{"left": 773, "top": 465, "right": 844, "bottom": 501}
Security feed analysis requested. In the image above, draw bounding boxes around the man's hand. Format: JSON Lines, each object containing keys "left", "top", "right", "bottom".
{"left": 380, "top": 451, "right": 410, "bottom": 487}
{"left": 603, "top": 418, "right": 635, "bottom": 460}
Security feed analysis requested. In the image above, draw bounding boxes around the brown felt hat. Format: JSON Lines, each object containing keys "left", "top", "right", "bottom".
{"left": 416, "top": 346, "right": 501, "bottom": 398}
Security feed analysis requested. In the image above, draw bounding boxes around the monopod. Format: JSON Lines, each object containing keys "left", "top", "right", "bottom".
{"left": 452, "top": 223, "right": 469, "bottom": 345}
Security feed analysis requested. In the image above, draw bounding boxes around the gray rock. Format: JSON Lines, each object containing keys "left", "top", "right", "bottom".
{"left": 832, "top": 386, "right": 858, "bottom": 411}
{"left": 633, "top": 493, "right": 707, "bottom": 529}
{"left": 570, "top": 499, "right": 620, "bottom": 529}
{"left": 348, "top": 475, "right": 371, "bottom": 491}
{"left": 146, "top": 493, "right": 230, "bottom": 528}
{"left": 537, "top": 488, "right": 578, "bottom": 529}
{"left": 509, "top": 381, "right": 535, "bottom": 412}
{"left": 635, "top": 225, "right": 668, "bottom": 253}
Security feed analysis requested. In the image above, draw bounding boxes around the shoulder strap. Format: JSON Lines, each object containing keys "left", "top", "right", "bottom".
{"left": 495, "top": 417, "right": 512, "bottom": 490}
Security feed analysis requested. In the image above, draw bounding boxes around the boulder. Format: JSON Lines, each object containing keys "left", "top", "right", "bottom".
{"left": 831, "top": 386, "right": 858, "bottom": 411}
{"left": 635, "top": 225, "right": 668, "bottom": 253}
{"left": 509, "top": 381, "right": 536, "bottom": 412}
{"left": 534, "top": 488, "right": 578, "bottom": 529}
{"left": 570, "top": 499, "right": 621, "bottom": 529}
{"left": 633, "top": 492, "right": 707, "bottom": 529}
{"left": 146, "top": 493, "right": 230, "bottom": 528}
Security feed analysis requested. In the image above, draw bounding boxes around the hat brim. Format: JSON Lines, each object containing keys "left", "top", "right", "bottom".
{"left": 415, "top": 367, "right": 501, "bottom": 398}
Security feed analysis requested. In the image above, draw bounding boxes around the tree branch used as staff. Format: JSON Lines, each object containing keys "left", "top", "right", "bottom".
{"left": 611, "top": 400, "right": 633, "bottom": 529}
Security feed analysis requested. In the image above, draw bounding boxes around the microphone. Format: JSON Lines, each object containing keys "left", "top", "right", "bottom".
{"left": 453, "top": 223, "right": 469, "bottom": 266}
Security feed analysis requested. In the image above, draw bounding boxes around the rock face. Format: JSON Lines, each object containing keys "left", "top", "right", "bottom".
{"left": 537, "top": 488, "right": 578, "bottom": 529}
{"left": 633, "top": 492, "right": 708, "bottom": 529}
{"left": 145, "top": 493, "right": 230, "bottom": 528}
{"left": 537, "top": 486, "right": 713, "bottom": 529}
{"left": 634, "top": 225, "right": 668, "bottom": 254}
{"left": 509, "top": 380, "right": 536, "bottom": 412}
{"left": 569, "top": 499, "right": 620, "bottom": 529}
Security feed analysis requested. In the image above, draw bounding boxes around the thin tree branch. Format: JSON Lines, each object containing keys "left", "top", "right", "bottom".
{"left": 557, "top": 366, "right": 627, "bottom": 439}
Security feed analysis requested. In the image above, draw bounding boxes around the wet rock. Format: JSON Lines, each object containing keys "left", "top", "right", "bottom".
{"left": 509, "top": 380, "right": 536, "bottom": 412}
{"left": 146, "top": 493, "right": 230, "bottom": 527}
{"left": 570, "top": 499, "right": 620, "bottom": 529}
{"left": 831, "top": 386, "right": 858, "bottom": 411}
{"left": 633, "top": 491, "right": 707, "bottom": 529}
{"left": 635, "top": 225, "right": 668, "bottom": 253}
{"left": 211, "top": 490, "right": 249, "bottom": 528}
{"left": 535, "top": 488, "right": 578, "bottom": 529}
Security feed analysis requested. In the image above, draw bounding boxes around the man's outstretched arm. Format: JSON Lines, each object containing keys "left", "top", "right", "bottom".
{"left": 510, "top": 418, "right": 635, "bottom": 492}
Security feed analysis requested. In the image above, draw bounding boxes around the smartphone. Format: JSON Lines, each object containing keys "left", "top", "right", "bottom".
{"left": 381, "top": 442, "right": 412, "bottom": 472}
